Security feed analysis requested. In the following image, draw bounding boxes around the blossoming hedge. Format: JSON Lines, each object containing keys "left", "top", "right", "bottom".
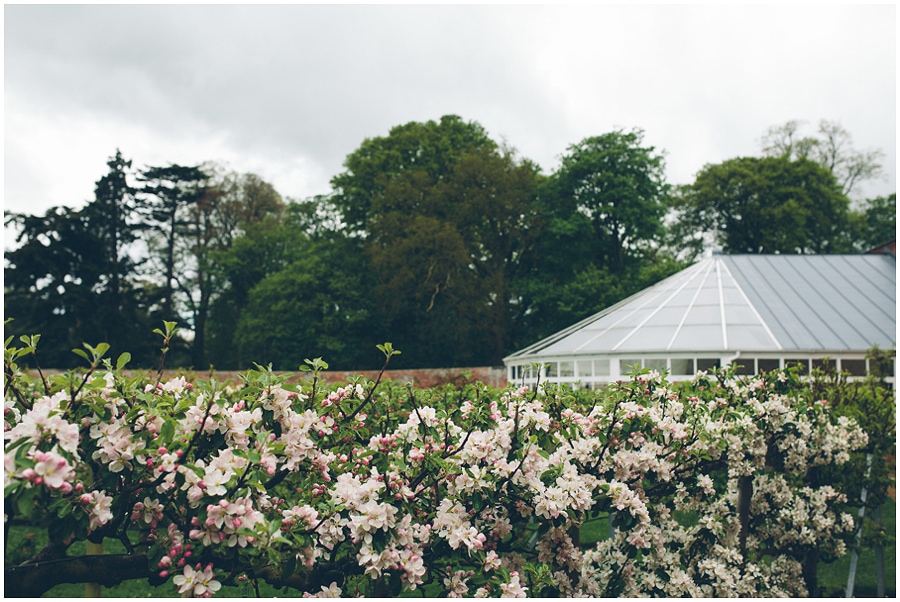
{"left": 4, "top": 326, "right": 867, "bottom": 597}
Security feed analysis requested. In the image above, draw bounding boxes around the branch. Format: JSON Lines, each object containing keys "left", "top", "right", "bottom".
{"left": 5, "top": 553, "right": 156, "bottom": 597}
{"left": 344, "top": 349, "right": 394, "bottom": 423}
{"left": 5, "top": 550, "right": 363, "bottom": 598}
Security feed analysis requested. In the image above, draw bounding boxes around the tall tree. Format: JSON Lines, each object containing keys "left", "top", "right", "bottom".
{"left": 331, "top": 114, "right": 496, "bottom": 234}
{"left": 83, "top": 150, "right": 144, "bottom": 352}
{"left": 550, "top": 128, "right": 670, "bottom": 273}
{"left": 5, "top": 206, "right": 107, "bottom": 367}
{"left": 179, "top": 169, "right": 285, "bottom": 368}
{"left": 436, "top": 146, "right": 543, "bottom": 364}
{"left": 205, "top": 200, "right": 308, "bottom": 371}
{"left": 5, "top": 151, "right": 156, "bottom": 366}
{"left": 512, "top": 129, "right": 682, "bottom": 345}
{"left": 138, "top": 164, "right": 209, "bottom": 325}
{"left": 331, "top": 116, "right": 543, "bottom": 367}
{"left": 674, "top": 156, "right": 852, "bottom": 254}
{"left": 760, "top": 119, "right": 884, "bottom": 197}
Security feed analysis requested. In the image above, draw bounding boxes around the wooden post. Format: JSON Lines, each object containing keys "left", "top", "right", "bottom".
{"left": 85, "top": 540, "right": 103, "bottom": 597}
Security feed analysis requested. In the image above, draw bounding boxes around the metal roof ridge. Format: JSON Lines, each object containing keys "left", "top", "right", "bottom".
{"left": 716, "top": 259, "right": 728, "bottom": 350}
{"left": 718, "top": 257, "right": 782, "bottom": 350}
{"left": 666, "top": 258, "right": 716, "bottom": 350}
{"left": 609, "top": 256, "right": 711, "bottom": 352}
{"left": 577, "top": 258, "right": 712, "bottom": 353}
{"left": 503, "top": 258, "right": 711, "bottom": 361}
{"left": 503, "top": 279, "right": 664, "bottom": 359}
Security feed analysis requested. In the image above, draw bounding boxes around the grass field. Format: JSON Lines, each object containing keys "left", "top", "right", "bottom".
{"left": 7, "top": 498, "right": 895, "bottom": 597}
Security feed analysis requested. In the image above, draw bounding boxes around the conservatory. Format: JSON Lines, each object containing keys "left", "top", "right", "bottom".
{"left": 504, "top": 253, "right": 896, "bottom": 388}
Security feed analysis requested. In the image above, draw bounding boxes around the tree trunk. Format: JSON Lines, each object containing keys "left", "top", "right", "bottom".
{"left": 163, "top": 207, "right": 178, "bottom": 322}
{"left": 737, "top": 475, "right": 752, "bottom": 564}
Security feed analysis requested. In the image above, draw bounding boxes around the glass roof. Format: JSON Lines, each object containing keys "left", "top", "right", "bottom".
{"left": 506, "top": 254, "right": 896, "bottom": 362}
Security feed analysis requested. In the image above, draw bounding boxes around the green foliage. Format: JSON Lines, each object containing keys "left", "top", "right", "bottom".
{"left": 549, "top": 128, "right": 670, "bottom": 271}
{"left": 850, "top": 193, "right": 896, "bottom": 251}
{"left": 330, "top": 114, "right": 496, "bottom": 232}
{"left": 3, "top": 118, "right": 893, "bottom": 372}
{"left": 330, "top": 115, "right": 545, "bottom": 367}
{"left": 809, "top": 348, "right": 897, "bottom": 511}
{"left": 675, "top": 155, "right": 853, "bottom": 254}
{"left": 4, "top": 151, "right": 159, "bottom": 367}
{"left": 760, "top": 119, "right": 884, "bottom": 198}
{"left": 234, "top": 249, "right": 376, "bottom": 370}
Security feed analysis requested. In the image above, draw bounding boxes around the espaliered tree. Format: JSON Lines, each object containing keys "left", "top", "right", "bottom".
{"left": 4, "top": 328, "right": 871, "bottom": 597}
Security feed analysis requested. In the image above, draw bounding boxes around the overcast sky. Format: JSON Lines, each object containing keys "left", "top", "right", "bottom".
{"left": 5, "top": 4, "right": 897, "bottom": 222}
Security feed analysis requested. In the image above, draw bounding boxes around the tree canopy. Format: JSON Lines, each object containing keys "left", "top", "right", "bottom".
{"left": 760, "top": 119, "right": 885, "bottom": 198}
{"left": 3, "top": 117, "right": 894, "bottom": 370}
{"left": 674, "top": 155, "right": 854, "bottom": 254}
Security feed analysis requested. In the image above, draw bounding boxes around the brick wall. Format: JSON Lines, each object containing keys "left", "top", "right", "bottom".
{"left": 317, "top": 366, "right": 507, "bottom": 389}
{"left": 30, "top": 366, "right": 509, "bottom": 389}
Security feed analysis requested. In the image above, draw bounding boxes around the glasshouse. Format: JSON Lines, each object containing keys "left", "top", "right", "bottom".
{"left": 505, "top": 252, "right": 896, "bottom": 388}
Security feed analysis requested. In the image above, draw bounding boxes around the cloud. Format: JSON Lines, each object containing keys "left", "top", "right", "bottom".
{"left": 4, "top": 4, "right": 895, "bottom": 219}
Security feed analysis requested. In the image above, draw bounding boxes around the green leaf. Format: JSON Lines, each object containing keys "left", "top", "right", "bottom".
{"left": 17, "top": 487, "right": 38, "bottom": 519}
{"left": 371, "top": 529, "right": 388, "bottom": 553}
{"left": 159, "top": 419, "right": 175, "bottom": 442}
{"left": 5, "top": 436, "right": 30, "bottom": 456}
{"left": 116, "top": 352, "right": 132, "bottom": 371}
{"left": 283, "top": 553, "right": 297, "bottom": 580}
{"left": 173, "top": 397, "right": 194, "bottom": 415}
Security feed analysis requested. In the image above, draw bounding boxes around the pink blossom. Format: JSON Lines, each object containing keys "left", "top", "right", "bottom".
{"left": 172, "top": 564, "right": 221, "bottom": 598}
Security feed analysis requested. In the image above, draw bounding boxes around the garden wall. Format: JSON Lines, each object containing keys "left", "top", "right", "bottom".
{"left": 31, "top": 366, "right": 509, "bottom": 390}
